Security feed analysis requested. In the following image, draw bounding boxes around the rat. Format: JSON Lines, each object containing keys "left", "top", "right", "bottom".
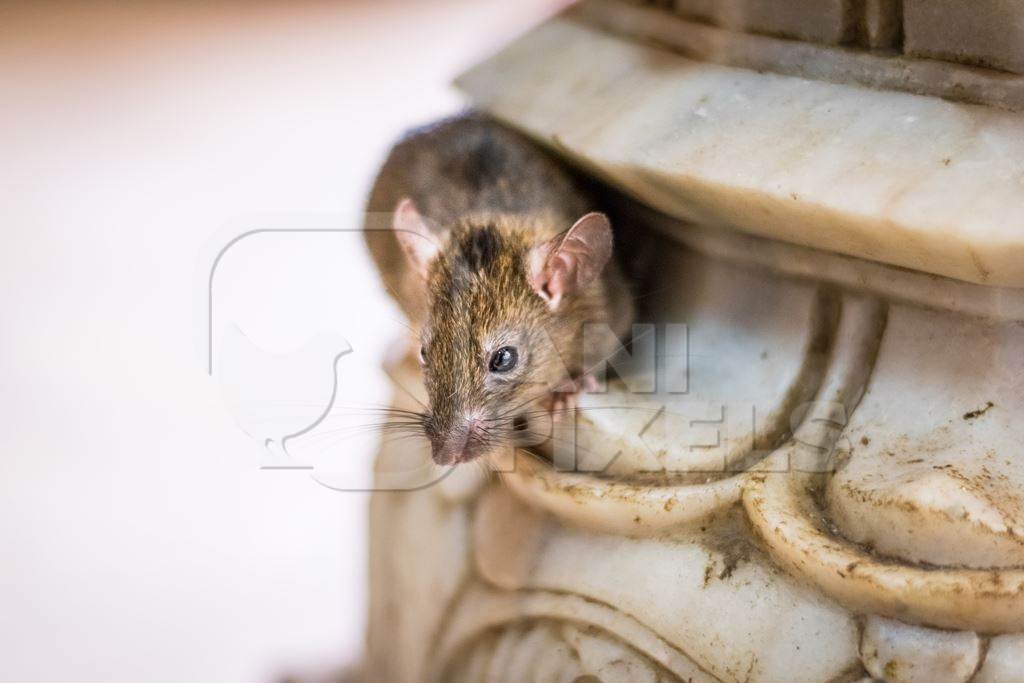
{"left": 364, "top": 112, "right": 634, "bottom": 466}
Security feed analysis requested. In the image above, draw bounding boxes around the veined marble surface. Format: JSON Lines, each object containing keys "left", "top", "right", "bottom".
{"left": 455, "top": 9, "right": 1024, "bottom": 287}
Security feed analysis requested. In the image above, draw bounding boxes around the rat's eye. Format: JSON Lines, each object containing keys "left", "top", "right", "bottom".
{"left": 489, "top": 346, "right": 518, "bottom": 373}
{"left": 418, "top": 345, "right": 427, "bottom": 366}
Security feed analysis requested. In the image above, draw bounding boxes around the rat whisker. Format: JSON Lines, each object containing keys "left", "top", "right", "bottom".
{"left": 299, "top": 418, "right": 426, "bottom": 442}
{"left": 385, "top": 375, "right": 429, "bottom": 412}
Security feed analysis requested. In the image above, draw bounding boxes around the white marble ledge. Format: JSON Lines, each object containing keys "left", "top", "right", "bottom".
{"left": 456, "top": 13, "right": 1024, "bottom": 287}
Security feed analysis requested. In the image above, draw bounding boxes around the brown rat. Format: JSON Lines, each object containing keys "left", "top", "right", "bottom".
{"left": 365, "top": 112, "right": 634, "bottom": 465}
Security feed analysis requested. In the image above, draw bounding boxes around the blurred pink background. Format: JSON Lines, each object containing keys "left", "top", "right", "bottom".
{"left": 0, "top": 1, "right": 570, "bottom": 681}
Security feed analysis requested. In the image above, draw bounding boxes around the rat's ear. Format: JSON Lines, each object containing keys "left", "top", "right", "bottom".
{"left": 528, "top": 212, "right": 613, "bottom": 310}
{"left": 392, "top": 198, "right": 440, "bottom": 278}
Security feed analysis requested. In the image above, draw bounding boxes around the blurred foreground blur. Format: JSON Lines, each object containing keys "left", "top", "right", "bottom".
{"left": 0, "top": 1, "right": 568, "bottom": 681}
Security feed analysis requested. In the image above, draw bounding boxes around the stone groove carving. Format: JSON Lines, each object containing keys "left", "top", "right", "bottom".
{"left": 745, "top": 298, "right": 1024, "bottom": 633}
{"left": 442, "top": 619, "right": 676, "bottom": 682}
{"left": 434, "top": 586, "right": 716, "bottom": 682}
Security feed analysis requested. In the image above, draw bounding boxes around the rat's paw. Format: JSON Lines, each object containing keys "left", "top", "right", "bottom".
{"left": 548, "top": 392, "right": 577, "bottom": 422}
{"left": 546, "top": 374, "right": 597, "bottom": 422}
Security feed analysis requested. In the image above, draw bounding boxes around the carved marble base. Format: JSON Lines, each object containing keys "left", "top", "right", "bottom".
{"left": 366, "top": 229, "right": 1024, "bottom": 682}
{"left": 366, "top": 3, "right": 1024, "bottom": 681}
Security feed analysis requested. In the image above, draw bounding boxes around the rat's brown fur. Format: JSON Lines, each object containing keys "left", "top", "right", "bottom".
{"left": 364, "top": 112, "right": 633, "bottom": 463}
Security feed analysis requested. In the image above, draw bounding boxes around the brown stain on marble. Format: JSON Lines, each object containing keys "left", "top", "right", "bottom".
{"left": 963, "top": 401, "right": 995, "bottom": 420}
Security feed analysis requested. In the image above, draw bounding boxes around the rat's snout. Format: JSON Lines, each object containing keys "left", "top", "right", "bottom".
{"left": 426, "top": 413, "right": 483, "bottom": 466}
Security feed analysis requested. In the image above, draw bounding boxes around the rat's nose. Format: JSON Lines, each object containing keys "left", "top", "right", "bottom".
{"left": 429, "top": 417, "right": 481, "bottom": 465}
{"left": 431, "top": 436, "right": 466, "bottom": 466}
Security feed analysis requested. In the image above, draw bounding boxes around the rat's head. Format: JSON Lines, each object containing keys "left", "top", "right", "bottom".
{"left": 392, "top": 198, "right": 613, "bottom": 465}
